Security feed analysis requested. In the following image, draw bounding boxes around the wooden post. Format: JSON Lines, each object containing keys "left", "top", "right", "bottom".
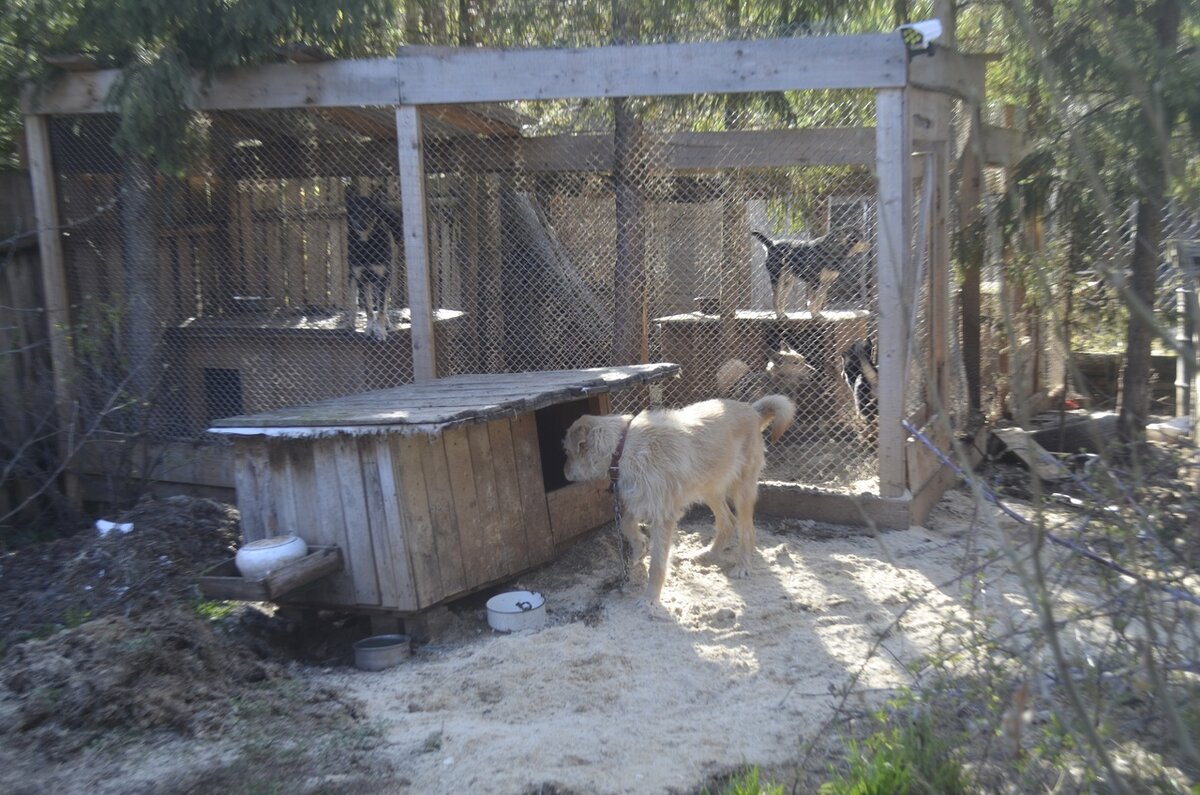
{"left": 24, "top": 114, "right": 80, "bottom": 504}
{"left": 958, "top": 108, "right": 984, "bottom": 417}
{"left": 875, "top": 88, "right": 912, "bottom": 498}
{"left": 395, "top": 105, "right": 437, "bottom": 381}
{"left": 931, "top": 142, "right": 951, "bottom": 415}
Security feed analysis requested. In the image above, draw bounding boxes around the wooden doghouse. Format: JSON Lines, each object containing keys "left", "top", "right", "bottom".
{"left": 207, "top": 364, "right": 678, "bottom": 616}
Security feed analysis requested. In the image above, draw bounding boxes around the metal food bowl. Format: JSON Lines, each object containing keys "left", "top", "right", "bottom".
{"left": 353, "top": 633, "right": 412, "bottom": 671}
{"left": 486, "top": 590, "right": 547, "bottom": 633}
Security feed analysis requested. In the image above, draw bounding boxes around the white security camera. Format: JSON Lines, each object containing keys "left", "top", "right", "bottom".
{"left": 897, "top": 19, "right": 943, "bottom": 53}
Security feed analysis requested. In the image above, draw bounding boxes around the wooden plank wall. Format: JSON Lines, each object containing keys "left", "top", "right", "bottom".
{"left": 231, "top": 410, "right": 581, "bottom": 612}
{"left": 0, "top": 171, "right": 53, "bottom": 520}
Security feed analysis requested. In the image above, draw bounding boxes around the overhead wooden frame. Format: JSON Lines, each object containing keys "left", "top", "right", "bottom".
{"left": 22, "top": 37, "right": 985, "bottom": 116}
{"left": 396, "top": 35, "right": 910, "bottom": 104}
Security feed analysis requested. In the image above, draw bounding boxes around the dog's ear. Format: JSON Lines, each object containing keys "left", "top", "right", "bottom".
{"left": 563, "top": 418, "right": 592, "bottom": 454}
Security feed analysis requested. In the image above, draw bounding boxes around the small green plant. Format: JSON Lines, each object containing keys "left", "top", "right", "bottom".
{"left": 820, "top": 714, "right": 967, "bottom": 795}
{"left": 64, "top": 606, "right": 92, "bottom": 629}
{"left": 704, "top": 766, "right": 784, "bottom": 795}
{"left": 193, "top": 599, "right": 237, "bottom": 621}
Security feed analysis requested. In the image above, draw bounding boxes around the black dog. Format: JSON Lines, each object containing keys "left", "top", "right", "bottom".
{"left": 840, "top": 339, "right": 878, "bottom": 426}
{"left": 751, "top": 228, "right": 868, "bottom": 319}
{"left": 344, "top": 188, "right": 404, "bottom": 340}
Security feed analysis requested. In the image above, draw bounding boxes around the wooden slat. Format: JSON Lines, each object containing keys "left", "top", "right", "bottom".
{"left": 264, "top": 182, "right": 286, "bottom": 302}
{"left": 396, "top": 105, "right": 437, "bottom": 381}
{"left": 510, "top": 411, "right": 555, "bottom": 562}
{"left": 369, "top": 436, "right": 420, "bottom": 610}
{"left": 27, "top": 36, "right": 912, "bottom": 116}
{"left": 466, "top": 422, "right": 505, "bottom": 583}
{"left": 397, "top": 36, "right": 908, "bottom": 104}
{"left": 545, "top": 480, "right": 613, "bottom": 547}
{"left": 198, "top": 546, "right": 344, "bottom": 601}
{"left": 287, "top": 442, "right": 352, "bottom": 603}
{"left": 24, "top": 115, "right": 78, "bottom": 501}
{"left": 267, "top": 442, "right": 300, "bottom": 536}
{"left": 428, "top": 129, "right": 880, "bottom": 174}
{"left": 331, "top": 436, "right": 381, "bottom": 605}
{"left": 392, "top": 435, "right": 445, "bottom": 606}
{"left": 757, "top": 483, "right": 912, "bottom": 529}
{"left": 874, "top": 88, "right": 912, "bottom": 498}
{"left": 487, "top": 418, "right": 529, "bottom": 573}
{"left": 302, "top": 179, "right": 331, "bottom": 305}
{"left": 312, "top": 438, "right": 365, "bottom": 604}
{"left": 905, "top": 412, "right": 951, "bottom": 496}
{"left": 908, "top": 47, "right": 986, "bottom": 104}
{"left": 442, "top": 426, "right": 488, "bottom": 588}
{"left": 415, "top": 434, "right": 468, "bottom": 597}
{"left": 357, "top": 436, "right": 402, "bottom": 609}
{"left": 284, "top": 180, "right": 306, "bottom": 307}
{"left": 24, "top": 58, "right": 399, "bottom": 114}
{"left": 981, "top": 123, "right": 1023, "bottom": 167}
{"left": 209, "top": 363, "right": 680, "bottom": 429}
{"left": 232, "top": 444, "right": 264, "bottom": 541}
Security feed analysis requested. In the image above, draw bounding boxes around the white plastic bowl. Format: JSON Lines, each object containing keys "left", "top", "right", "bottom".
{"left": 486, "top": 590, "right": 546, "bottom": 632}
{"left": 234, "top": 535, "right": 308, "bottom": 581}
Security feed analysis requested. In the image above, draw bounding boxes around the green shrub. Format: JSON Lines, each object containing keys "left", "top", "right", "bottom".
{"left": 820, "top": 715, "right": 967, "bottom": 795}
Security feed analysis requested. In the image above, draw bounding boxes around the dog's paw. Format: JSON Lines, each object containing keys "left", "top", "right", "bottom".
{"left": 365, "top": 318, "right": 388, "bottom": 342}
{"left": 694, "top": 548, "right": 723, "bottom": 567}
{"left": 730, "top": 562, "right": 753, "bottom": 579}
{"left": 635, "top": 598, "right": 671, "bottom": 621}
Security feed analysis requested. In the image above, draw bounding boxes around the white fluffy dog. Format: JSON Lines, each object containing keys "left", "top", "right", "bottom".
{"left": 562, "top": 396, "right": 795, "bottom": 609}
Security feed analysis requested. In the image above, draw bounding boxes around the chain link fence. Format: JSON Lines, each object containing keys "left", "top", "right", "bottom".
{"left": 46, "top": 76, "right": 958, "bottom": 497}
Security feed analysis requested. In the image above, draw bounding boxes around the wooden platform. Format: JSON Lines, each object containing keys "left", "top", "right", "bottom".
{"left": 208, "top": 364, "right": 680, "bottom": 614}
{"left": 163, "top": 308, "right": 465, "bottom": 435}
{"left": 652, "top": 309, "right": 870, "bottom": 404}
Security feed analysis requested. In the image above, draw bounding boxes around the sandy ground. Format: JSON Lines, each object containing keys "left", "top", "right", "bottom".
{"left": 312, "top": 487, "right": 1077, "bottom": 794}
{"left": 2, "top": 487, "right": 1114, "bottom": 794}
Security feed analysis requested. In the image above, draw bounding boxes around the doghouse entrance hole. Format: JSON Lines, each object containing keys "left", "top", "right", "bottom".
{"left": 535, "top": 396, "right": 604, "bottom": 492}
{"left": 203, "top": 368, "right": 244, "bottom": 425}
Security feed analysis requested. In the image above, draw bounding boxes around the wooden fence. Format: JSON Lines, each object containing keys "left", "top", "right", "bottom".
{"left": 0, "top": 170, "right": 54, "bottom": 525}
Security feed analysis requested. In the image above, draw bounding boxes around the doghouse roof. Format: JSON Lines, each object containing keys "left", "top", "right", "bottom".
{"left": 207, "top": 363, "right": 680, "bottom": 437}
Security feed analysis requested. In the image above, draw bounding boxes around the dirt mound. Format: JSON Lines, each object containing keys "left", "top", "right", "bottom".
{"left": 0, "top": 495, "right": 239, "bottom": 653}
{"left": 2, "top": 607, "right": 280, "bottom": 740}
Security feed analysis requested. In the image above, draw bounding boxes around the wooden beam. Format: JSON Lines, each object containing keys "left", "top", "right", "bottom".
{"left": 908, "top": 47, "right": 987, "bottom": 105}
{"left": 397, "top": 35, "right": 909, "bottom": 104}
{"left": 426, "top": 128, "right": 881, "bottom": 173}
{"left": 27, "top": 34, "right": 913, "bottom": 115}
{"left": 23, "top": 58, "right": 400, "bottom": 114}
{"left": 423, "top": 105, "right": 522, "bottom": 137}
{"left": 23, "top": 114, "right": 79, "bottom": 504}
{"left": 875, "top": 88, "right": 912, "bottom": 498}
{"left": 396, "top": 105, "right": 437, "bottom": 382}
{"left": 981, "top": 123, "right": 1023, "bottom": 167}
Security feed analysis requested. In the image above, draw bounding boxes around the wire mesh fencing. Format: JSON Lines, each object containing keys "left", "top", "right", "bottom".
{"left": 424, "top": 93, "right": 892, "bottom": 491}
{"left": 45, "top": 82, "right": 959, "bottom": 496}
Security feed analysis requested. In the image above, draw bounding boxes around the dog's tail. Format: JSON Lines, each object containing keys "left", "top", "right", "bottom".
{"left": 715, "top": 358, "right": 751, "bottom": 397}
{"left": 750, "top": 230, "right": 774, "bottom": 249}
{"left": 753, "top": 394, "right": 796, "bottom": 443}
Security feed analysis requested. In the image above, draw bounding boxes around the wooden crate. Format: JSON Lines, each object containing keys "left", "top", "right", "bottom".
{"left": 209, "top": 364, "right": 678, "bottom": 613}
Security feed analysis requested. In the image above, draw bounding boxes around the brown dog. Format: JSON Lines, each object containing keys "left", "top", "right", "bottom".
{"left": 562, "top": 396, "right": 795, "bottom": 610}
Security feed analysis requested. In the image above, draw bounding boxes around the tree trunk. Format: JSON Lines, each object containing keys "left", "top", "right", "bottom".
{"left": 1118, "top": 194, "right": 1163, "bottom": 440}
{"left": 1118, "top": 0, "right": 1179, "bottom": 442}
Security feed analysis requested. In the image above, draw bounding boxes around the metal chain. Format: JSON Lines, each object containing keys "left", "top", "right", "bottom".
{"left": 612, "top": 489, "right": 631, "bottom": 585}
